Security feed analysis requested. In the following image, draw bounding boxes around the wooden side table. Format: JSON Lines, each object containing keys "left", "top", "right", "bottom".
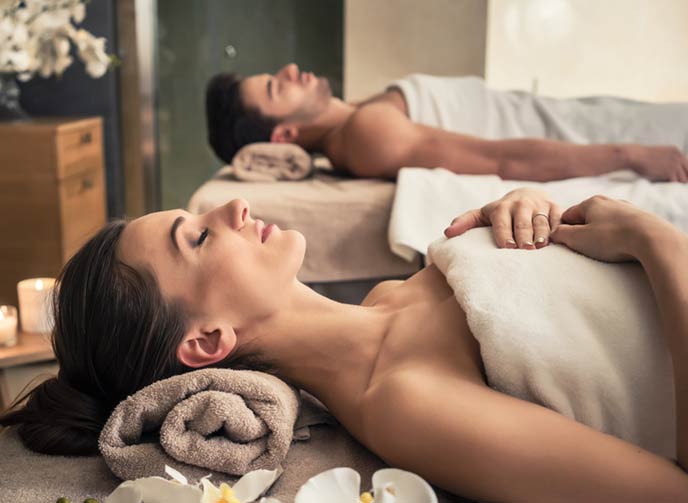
{"left": 0, "top": 332, "right": 57, "bottom": 410}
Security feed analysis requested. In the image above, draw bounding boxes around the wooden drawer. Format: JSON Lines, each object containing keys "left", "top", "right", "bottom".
{"left": 56, "top": 120, "right": 103, "bottom": 179}
{"left": 59, "top": 167, "right": 107, "bottom": 249}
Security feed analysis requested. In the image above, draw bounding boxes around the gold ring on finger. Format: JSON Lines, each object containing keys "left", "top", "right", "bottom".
{"left": 532, "top": 212, "right": 550, "bottom": 224}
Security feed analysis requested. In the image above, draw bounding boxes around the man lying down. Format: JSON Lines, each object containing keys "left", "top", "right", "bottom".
{"left": 205, "top": 63, "right": 688, "bottom": 183}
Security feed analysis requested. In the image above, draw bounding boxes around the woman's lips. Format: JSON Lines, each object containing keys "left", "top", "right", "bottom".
{"left": 262, "top": 223, "right": 277, "bottom": 243}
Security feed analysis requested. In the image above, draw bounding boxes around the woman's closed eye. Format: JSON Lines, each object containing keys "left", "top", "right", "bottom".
{"left": 196, "top": 228, "right": 209, "bottom": 247}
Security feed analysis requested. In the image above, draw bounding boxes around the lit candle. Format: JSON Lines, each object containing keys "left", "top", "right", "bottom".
{"left": 17, "top": 278, "right": 56, "bottom": 333}
{"left": 0, "top": 305, "right": 18, "bottom": 347}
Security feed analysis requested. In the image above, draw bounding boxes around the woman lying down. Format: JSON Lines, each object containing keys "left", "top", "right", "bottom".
{"left": 2, "top": 187, "right": 687, "bottom": 502}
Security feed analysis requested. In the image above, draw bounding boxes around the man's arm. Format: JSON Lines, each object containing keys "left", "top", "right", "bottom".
{"left": 343, "top": 104, "right": 688, "bottom": 182}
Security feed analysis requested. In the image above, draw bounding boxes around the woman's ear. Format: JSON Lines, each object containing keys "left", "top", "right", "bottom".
{"left": 176, "top": 322, "right": 237, "bottom": 368}
{"left": 270, "top": 123, "right": 299, "bottom": 143}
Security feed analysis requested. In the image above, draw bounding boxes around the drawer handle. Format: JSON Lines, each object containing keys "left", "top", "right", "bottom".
{"left": 80, "top": 132, "right": 93, "bottom": 144}
{"left": 81, "top": 177, "right": 94, "bottom": 190}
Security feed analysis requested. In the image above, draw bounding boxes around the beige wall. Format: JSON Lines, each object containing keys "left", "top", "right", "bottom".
{"left": 344, "top": 0, "right": 487, "bottom": 101}
{"left": 486, "top": 0, "right": 688, "bottom": 102}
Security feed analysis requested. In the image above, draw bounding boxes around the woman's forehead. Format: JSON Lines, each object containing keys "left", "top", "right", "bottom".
{"left": 119, "top": 210, "right": 184, "bottom": 264}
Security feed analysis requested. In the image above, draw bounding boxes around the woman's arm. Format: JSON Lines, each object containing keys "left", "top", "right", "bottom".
{"left": 551, "top": 195, "right": 688, "bottom": 471}
{"left": 363, "top": 370, "right": 688, "bottom": 502}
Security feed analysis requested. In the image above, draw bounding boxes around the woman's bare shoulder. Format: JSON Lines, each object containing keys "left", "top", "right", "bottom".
{"left": 360, "top": 280, "right": 405, "bottom": 307}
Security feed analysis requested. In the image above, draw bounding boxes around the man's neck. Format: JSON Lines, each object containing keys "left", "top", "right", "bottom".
{"left": 295, "top": 98, "right": 356, "bottom": 152}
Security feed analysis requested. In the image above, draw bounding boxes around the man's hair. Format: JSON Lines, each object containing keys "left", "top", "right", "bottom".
{"left": 205, "top": 73, "right": 279, "bottom": 164}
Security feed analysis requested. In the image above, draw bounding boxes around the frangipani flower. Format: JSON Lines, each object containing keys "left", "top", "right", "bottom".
{"left": 105, "top": 465, "right": 282, "bottom": 503}
{"left": 294, "top": 467, "right": 438, "bottom": 503}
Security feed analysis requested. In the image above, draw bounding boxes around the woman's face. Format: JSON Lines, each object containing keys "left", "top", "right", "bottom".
{"left": 117, "top": 199, "right": 306, "bottom": 329}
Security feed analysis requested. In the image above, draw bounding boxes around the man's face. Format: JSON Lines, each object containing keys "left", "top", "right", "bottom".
{"left": 240, "top": 63, "right": 332, "bottom": 125}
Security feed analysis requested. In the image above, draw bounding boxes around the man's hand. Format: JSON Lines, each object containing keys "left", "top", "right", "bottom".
{"left": 444, "top": 188, "right": 562, "bottom": 249}
{"left": 626, "top": 145, "right": 688, "bottom": 183}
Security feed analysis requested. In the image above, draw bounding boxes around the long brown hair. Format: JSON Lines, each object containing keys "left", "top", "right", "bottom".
{"left": 0, "top": 220, "right": 279, "bottom": 455}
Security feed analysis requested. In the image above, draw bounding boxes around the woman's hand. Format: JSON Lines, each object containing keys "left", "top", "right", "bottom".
{"left": 549, "top": 195, "right": 679, "bottom": 262}
{"left": 444, "top": 188, "right": 562, "bottom": 249}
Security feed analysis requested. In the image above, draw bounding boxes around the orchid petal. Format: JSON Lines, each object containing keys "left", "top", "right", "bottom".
{"left": 372, "top": 469, "right": 438, "bottom": 503}
{"left": 104, "top": 476, "right": 202, "bottom": 503}
{"left": 200, "top": 478, "right": 222, "bottom": 503}
{"left": 232, "top": 468, "right": 281, "bottom": 503}
{"left": 373, "top": 483, "right": 397, "bottom": 503}
{"left": 164, "top": 464, "right": 189, "bottom": 485}
{"left": 294, "top": 467, "right": 361, "bottom": 503}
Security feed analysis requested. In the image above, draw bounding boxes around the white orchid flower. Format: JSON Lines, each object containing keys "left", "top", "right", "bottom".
{"left": 70, "top": 1, "right": 85, "bottom": 23}
{"left": 200, "top": 468, "right": 282, "bottom": 503}
{"left": 0, "top": 0, "right": 110, "bottom": 78}
{"left": 104, "top": 465, "right": 282, "bottom": 503}
{"left": 294, "top": 467, "right": 438, "bottom": 503}
{"left": 104, "top": 466, "right": 203, "bottom": 503}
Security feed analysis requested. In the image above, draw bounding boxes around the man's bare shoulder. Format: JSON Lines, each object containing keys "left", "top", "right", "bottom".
{"left": 338, "top": 102, "right": 417, "bottom": 177}
{"left": 353, "top": 87, "right": 408, "bottom": 116}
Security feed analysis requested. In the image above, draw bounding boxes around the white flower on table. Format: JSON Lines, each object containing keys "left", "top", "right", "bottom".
{"left": 200, "top": 469, "right": 282, "bottom": 503}
{"left": 104, "top": 465, "right": 281, "bottom": 503}
{"left": 294, "top": 467, "right": 438, "bottom": 503}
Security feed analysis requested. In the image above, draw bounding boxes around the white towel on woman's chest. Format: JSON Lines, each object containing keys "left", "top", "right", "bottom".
{"left": 428, "top": 228, "right": 675, "bottom": 458}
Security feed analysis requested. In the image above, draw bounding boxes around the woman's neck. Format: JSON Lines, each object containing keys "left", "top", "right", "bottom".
{"left": 238, "top": 280, "right": 399, "bottom": 407}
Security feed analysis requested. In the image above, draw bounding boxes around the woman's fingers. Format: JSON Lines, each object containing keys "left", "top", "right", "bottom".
{"left": 549, "top": 203, "right": 563, "bottom": 231}
{"left": 444, "top": 208, "right": 486, "bottom": 238}
{"left": 489, "top": 204, "right": 517, "bottom": 248}
{"left": 512, "top": 204, "right": 535, "bottom": 249}
{"left": 532, "top": 211, "right": 551, "bottom": 248}
{"left": 549, "top": 223, "right": 581, "bottom": 247}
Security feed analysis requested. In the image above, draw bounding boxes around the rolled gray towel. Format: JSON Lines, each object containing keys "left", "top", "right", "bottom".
{"left": 99, "top": 368, "right": 300, "bottom": 480}
{"left": 230, "top": 142, "right": 314, "bottom": 182}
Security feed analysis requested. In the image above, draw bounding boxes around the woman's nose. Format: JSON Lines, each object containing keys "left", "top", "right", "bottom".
{"left": 209, "top": 198, "right": 249, "bottom": 230}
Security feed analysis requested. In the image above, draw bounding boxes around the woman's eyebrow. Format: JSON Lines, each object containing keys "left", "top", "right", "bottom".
{"left": 170, "top": 215, "right": 185, "bottom": 253}
{"left": 267, "top": 78, "right": 273, "bottom": 100}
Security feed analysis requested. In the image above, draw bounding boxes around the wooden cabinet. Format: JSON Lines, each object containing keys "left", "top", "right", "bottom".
{"left": 0, "top": 117, "right": 107, "bottom": 307}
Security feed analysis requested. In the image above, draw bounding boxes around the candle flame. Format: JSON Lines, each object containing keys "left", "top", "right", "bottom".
{"left": 36, "top": 279, "right": 44, "bottom": 291}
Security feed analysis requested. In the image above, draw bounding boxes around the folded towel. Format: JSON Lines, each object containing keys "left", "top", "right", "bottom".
{"left": 228, "top": 142, "right": 314, "bottom": 182}
{"left": 428, "top": 228, "right": 675, "bottom": 458}
{"left": 99, "top": 369, "right": 301, "bottom": 480}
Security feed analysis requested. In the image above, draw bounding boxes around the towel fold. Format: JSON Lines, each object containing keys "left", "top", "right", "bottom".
{"left": 99, "top": 369, "right": 301, "bottom": 480}
{"left": 228, "top": 142, "right": 314, "bottom": 182}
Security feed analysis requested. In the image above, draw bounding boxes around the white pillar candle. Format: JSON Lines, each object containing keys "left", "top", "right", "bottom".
{"left": 17, "top": 278, "right": 56, "bottom": 334}
{"left": 0, "top": 305, "right": 18, "bottom": 347}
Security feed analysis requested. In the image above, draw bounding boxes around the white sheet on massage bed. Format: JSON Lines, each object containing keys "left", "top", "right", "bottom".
{"left": 187, "top": 167, "right": 421, "bottom": 283}
{"left": 389, "top": 168, "right": 688, "bottom": 261}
